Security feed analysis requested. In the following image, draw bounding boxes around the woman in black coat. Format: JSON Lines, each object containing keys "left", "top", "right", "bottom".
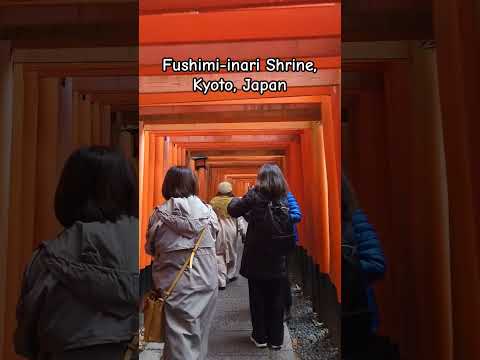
{"left": 227, "top": 164, "right": 291, "bottom": 350}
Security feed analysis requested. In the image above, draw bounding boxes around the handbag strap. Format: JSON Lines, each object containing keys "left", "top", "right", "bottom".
{"left": 123, "top": 334, "right": 139, "bottom": 360}
{"left": 163, "top": 226, "right": 208, "bottom": 299}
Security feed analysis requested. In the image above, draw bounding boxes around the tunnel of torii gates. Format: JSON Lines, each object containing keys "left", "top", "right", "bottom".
{"left": 3, "top": 1, "right": 480, "bottom": 360}
{"left": 138, "top": 1, "right": 342, "bottom": 309}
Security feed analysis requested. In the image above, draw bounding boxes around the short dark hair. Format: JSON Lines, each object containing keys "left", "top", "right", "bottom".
{"left": 255, "top": 163, "right": 288, "bottom": 200}
{"left": 55, "top": 146, "right": 138, "bottom": 228}
{"left": 162, "top": 166, "right": 198, "bottom": 200}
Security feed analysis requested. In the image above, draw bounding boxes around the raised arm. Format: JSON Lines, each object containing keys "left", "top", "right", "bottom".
{"left": 227, "top": 189, "right": 255, "bottom": 218}
{"left": 287, "top": 192, "right": 302, "bottom": 224}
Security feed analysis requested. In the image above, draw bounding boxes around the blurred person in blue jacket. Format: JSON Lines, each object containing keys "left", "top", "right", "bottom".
{"left": 342, "top": 174, "right": 386, "bottom": 334}
{"left": 284, "top": 191, "right": 302, "bottom": 320}
{"left": 351, "top": 209, "right": 385, "bottom": 332}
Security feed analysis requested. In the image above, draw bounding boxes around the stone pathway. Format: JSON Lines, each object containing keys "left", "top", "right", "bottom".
{"left": 141, "top": 276, "right": 296, "bottom": 359}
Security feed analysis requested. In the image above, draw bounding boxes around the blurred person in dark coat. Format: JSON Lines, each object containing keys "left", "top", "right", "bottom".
{"left": 15, "top": 146, "right": 139, "bottom": 360}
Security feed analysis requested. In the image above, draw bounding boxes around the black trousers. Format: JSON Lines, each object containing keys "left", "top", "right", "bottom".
{"left": 248, "top": 278, "right": 285, "bottom": 346}
{"left": 284, "top": 277, "right": 293, "bottom": 311}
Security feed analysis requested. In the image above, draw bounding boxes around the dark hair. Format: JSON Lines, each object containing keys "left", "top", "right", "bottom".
{"left": 162, "top": 166, "right": 198, "bottom": 200}
{"left": 255, "top": 163, "right": 288, "bottom": 200}
{"left": 55, "top": 146, "right": 138, "bottom": 228}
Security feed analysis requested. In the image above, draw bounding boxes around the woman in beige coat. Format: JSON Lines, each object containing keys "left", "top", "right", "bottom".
{"left": 145, "top": 167, "right": 219, "bottom": 360}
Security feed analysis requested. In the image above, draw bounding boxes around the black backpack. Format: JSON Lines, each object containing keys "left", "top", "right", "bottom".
{"left": 261, "top": 199, "right": 296, "bottom": 255}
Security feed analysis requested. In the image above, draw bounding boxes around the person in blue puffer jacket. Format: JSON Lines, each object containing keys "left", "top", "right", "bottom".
{"left": 287, "top": 192, "right": 302, "bottom": 243}
{"left": 351, "top": 208, "right": 386, "bottom": 333}
{"left": 284, "top": 192, "right": 302, "bottom": 320}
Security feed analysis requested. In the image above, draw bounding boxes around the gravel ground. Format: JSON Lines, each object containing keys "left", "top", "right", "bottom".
{"left": 286, "top": 287, "right": 340, "bottom": 360}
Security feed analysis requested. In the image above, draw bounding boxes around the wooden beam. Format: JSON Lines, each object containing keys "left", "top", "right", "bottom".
{"left": 343, "top": 11, "right": 433, "bottom": 42}
{"left": 140, "top": 4, "right": 340, "bottom": 45}
{"left": 111, "top": 104, "right": 138, "bottom": 112}
{"left": 177, "top": 142, "right": 291, "bottom": 150}
{"left": 170, "top": 134, "right": 298, "bottom": 143}
{"left": 88, "top": 92, "right": 137, "bottom": 106}
{"left": 143, "top": 121, "right": 313, "bottom": 132}
{"left": 140, "top": 87, "right": 331, "bottom": 107}
{"left": 8, "top": 24, "right": 138, "bottom": 48}
{"left": 13, "top": 47, "right": 137, "bottom": 63}
{"left": 191, "top": 148, "right": 286, "bottom": 157}
{"left": 141, "top": 103, "right": 319, "bottom": 115}
{"left": 208, "top": 160, "right": 285, "bottom": 167}
{"left": 1, "top": 0, "right": 135, "bottom": 5}
{"left": 24, "top": 63, "right": 137, "bottom": 77}
{"left": 0, "top": 3, "right": 137, "bottom": 26}
{"left": 140, "top": 69, "right": 339, "bottom": 94}
{"left": 144, "top": 111, "right": 318, "bottom": 124}
{"left": 169, "top": 129, "right": 301, "bottom": 137}
{"left": 204, "top": 155, "right": 286, "bottom": 162}
{"left": 342, "top": 41, "right": 410, "bottom": 60}
{"left": 141, "top": 0, "right": 339, "bottom": 14}
{"left": 72, "top": 76, "right": 137, "bottom": 93}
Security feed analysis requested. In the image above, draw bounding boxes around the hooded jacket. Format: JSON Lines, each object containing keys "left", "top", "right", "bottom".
{"left": 146, "top": 196, "right": 218, "bottom": 255}
{"left": 145, "top": 196, "right": 219, "bottom": 291}
{"left": 14, "top": 216, "right": 139, "bottom": 358}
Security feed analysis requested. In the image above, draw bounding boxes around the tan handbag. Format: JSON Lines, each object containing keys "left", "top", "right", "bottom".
{"left": 142, "top": 227, "right": 208, "bottom": 343}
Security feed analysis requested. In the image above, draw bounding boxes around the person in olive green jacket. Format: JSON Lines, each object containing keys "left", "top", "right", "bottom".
{"left": 210, "top": 181, "right": 247, "bottom": 289}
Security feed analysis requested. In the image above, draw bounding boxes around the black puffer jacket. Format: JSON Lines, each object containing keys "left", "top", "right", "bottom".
{"left": 14, "top": 216, "right": 139, "bottom": 359}
{"left": 227, "top": 188, "right": 288, "bottom": 279}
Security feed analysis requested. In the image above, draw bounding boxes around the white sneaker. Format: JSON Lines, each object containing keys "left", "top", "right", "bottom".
{"left": 270, "top": 344, "right": 282, "bottom": 350}
{"left": 250, "top": 335, "right": 267, "bottom": 348}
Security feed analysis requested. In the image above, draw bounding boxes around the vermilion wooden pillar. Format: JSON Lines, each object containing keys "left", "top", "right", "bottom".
{"left": 58, "top": 78, "right": 73, "bottom": 172}
{"left": 78, "top": 94, "right": 92, "bottom": 146}
{"left": 311, "top": 122, "right": 330, "bottom": 273}
{"left": 91, "top": 101, "right": 101, "bottom": 144}
{"left": 36, "top": 77, "right": 61, "bottom": 245}
{"left": 406, "top": 45, "right": 453, "bottom": 360}
{"left": 321, "top": 94, "right": 341, "bottom": 299}
{"left": 4, "top": 67, "right": 39, "bottom": 360}
{"left": 287, "top": 141, "right": 305, "bottom": 247}
{"left": 434, "top": 0, "right": 480, "bottom": 358}
{"left": 197, "top": 166, "right": 207, "bottom": 201}
{"left": 189, "top": 157, "right": 195, "bottom": 172}
{"left": 299, "top": 130, "right": 315, "bottom": 255}
{"left": 153, "top": 135, "right": 165, "bottom": 206}
{"left": 101, "top": 105, "right": 112, "bottom": 146}
{"left": 0, "top": 40, "right": 13, "bottom": 360}
{"left": 72, "top": 91, "right": 80, "bottom": 148}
